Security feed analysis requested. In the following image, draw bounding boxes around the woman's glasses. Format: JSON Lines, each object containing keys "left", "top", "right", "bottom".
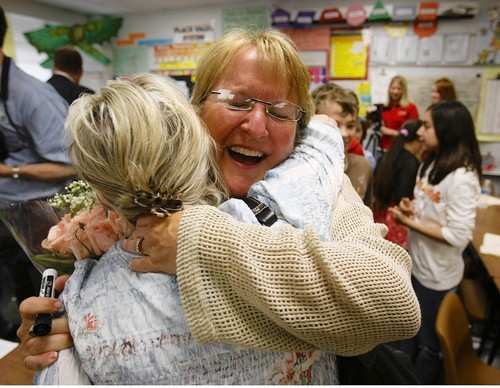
{"left": 210, "top": 89, "right": 304, "bottom": 122}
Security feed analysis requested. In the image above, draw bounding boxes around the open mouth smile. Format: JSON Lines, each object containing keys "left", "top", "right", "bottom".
{"left": 227, "top": 146, "right": 266, "bottom": 165}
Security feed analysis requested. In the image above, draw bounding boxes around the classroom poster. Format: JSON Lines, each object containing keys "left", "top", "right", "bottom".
{"left": 418, "top": 35, "right": 443, "bottom": 64}
{"left": 223, "top": 6, "right": 269, "bottom": 33}
{"left": 396, "top": 36, "right": 419, "bottom": 64}
{"left": 330, "top": 35, "right": 368, "bottom": 79}
{"left": 173, "top": 23, "right": 215, "bottom": 43}
{"left": 477, "top": 67, "right": 500, "bottom": 141}
{"left": 285, "top": 28, "right": 330, "bottom": 90}
{"left": 371, "top": 35, "right": 392, "bottom": 64}
{"left": 481, "top": 80, "right": 500, "bottom": 137}
{"left": 355, "top": 82, "right": 372, "bottom": 117}
{"left": 443, "top": 34, "right": 469, "bottom": 63}
{"left": 153, "top": 43, "right": 212, "bottom": 76}
{"left": 113, "top": 45, "right": 151, "bottom": 76}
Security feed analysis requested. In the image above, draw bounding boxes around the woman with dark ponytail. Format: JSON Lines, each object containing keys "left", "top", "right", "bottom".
{"left": 390, "top": 101, "right": 482, "bottom": 384}
{"left": 373, "top": 119, "right": 423, "bottom": 247}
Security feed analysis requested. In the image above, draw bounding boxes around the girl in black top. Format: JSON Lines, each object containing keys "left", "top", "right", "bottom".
{"left": 373, "top": 119, "right": 423, "bottom": 247}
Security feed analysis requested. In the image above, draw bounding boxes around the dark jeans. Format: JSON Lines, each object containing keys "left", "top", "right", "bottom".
{"left": 0, "top": 222, "right": 40, "bottom": 341}
{"left": 396, "top": 276, "right": 450, "bottom": 385}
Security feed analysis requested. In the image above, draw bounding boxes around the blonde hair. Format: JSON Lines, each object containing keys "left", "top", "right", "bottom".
{"left": 191, "top": 29, "right": 314, "bottom": 137}
{"left": 312, "top": 83, "right": 359, "bottom": 116}
{"left": 66, "top": 74, "right": 227, "bottom": 222}
{"left": 387, "top": 75, "right": 410, "bottom": 108}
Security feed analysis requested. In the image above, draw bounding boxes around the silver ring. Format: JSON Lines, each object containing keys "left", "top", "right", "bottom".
{"left": 135, "top": 237, "right": 146, "bottom": 256}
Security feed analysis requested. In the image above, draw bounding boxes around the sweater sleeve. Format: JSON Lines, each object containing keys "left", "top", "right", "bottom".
{"left": 176, "top": 176, "right": 420, "bottom": 356}
{"left": 441, "top": 170, "right": 480, "bottom": 249}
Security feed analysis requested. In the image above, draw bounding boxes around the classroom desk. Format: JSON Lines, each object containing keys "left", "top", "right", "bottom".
{"left": 472, "top": 205, "right": 500, "bottom": 289}
{"left": 0, "top": 346, "right": 34, "bottom": 385}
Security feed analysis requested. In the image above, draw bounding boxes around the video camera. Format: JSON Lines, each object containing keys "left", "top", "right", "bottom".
{"left": 365, "top": 104, "right": 384, "bottom": 133}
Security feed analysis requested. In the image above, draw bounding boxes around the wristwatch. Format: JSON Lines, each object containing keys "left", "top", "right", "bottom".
{"left": 11, "top": 166, "right": 20, "bottom": 179}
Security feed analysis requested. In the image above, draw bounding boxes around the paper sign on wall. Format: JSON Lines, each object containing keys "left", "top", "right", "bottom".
{"left": 443, "top": 33, "right": 469, "bottom": 63}
{"left": 330, "top": 35, "right": 368, "bottom": 79}
{"left": 396, "top": 36, "right": 419, "bottom": 63}
{"left": 154, "top": 43, "right": 212, "bottom": 74}
{"left": 113, "top": 45, "right": 151, "bottom": 76}
{"left": 371, "top": 35, "right": 392, "bottom": 64}
{"left": 173, "top": 23, "right": 215, "bottom": 43}
{"left": 418, "top": 35, "right": 443, "bottom": 63}
{"left": 223, "top": 6, "right": 269, "bottom": 33}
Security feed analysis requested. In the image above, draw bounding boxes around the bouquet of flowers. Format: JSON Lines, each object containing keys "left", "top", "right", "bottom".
{"left": 0, "top": 181, "right": 132, "bottom": 275}
{"left": 42, "top": 181, "right": 133, "bottom": 272}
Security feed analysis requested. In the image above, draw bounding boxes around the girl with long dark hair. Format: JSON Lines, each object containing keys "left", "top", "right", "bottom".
{"left": 373, "top": 119, "right": 423, "bottom": 247}
{"left": 390, "top": 101, "right": 482, "bottom": 384}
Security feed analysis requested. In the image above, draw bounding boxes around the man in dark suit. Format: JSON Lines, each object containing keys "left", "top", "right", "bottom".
{"left": 47, "top": 47, "right": 95, "bottom": 105}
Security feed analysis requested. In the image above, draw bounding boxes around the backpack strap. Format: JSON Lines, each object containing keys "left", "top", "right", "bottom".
{"left": 242, "top": 196, "right": 277, "bottom": 227}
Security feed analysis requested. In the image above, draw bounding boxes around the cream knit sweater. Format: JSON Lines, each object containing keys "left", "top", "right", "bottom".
{"left": 177, "top": 176, "right": 421, "bottom": 356}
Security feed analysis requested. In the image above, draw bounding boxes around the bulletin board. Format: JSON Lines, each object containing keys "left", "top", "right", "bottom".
{"left": 281, "top": 28, "right": 331, "bottom": 90}
{"left": 153, "top": 42, "right": 212, "bottom": 76}
{"left": 330, "top": 34, "right": 368, "bottom": 80}
{"left": 477, "top": 67, "right": 500, "bottom": 142}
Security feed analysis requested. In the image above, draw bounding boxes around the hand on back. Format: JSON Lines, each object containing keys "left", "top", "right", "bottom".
{"left": 126, "top": 211, "right": 183, "bottom": 275}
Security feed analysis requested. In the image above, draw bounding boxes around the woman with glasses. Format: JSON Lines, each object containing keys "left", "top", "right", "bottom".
{"left": 33, "top": 74, "right": 343, "bottom": 384}
{"left": 19, "top": 30, "right": 420, "bottom": 380}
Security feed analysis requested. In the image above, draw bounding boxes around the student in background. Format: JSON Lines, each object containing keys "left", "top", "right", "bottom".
{"left": 354, "top": 118, "right": 376, "bottom": 169}
{"left": 390, "top": 101, "right": 481, "bottom": 384}
{"left": 312, "top": 84, "right": 372, "bottom": 199}
{"left": 47, "top": 47, "right": 94, "bottom": 105}
{"left": 431, "top": 77, "right": 457, "bottom": 104}
{"left": 380, "top": 75, "right": 419, "bottom": 151}
{"left": 345, "top": 118, "right": 373, "bottom": 199}
{"left": 373, "top": 119, "right": 423, "bottom": 248}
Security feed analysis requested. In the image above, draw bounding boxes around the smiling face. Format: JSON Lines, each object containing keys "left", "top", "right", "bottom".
{"left": 200, "top": 47, "right": 297, "bottom": 197}
{"left": 431, "top": 85, "right": 441, "bottom": 104}
{"left": 418, "top": 110, "right": 439, "bottom": 150}
{"left": 389, "top": 80, "right": 403, "bottom": 103}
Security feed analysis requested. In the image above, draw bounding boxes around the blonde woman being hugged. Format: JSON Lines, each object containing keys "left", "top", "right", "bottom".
{"left": 20, "top": 31, "right": 420, "bottom": 377}
{"left": 35, "top": 73, "right": 349, "bottom": 384}
{"left": 380, "top": 75, "right": 419, "bottom": 151}
{"left": 390, "top": 101, "right": 482, "bottom": 384}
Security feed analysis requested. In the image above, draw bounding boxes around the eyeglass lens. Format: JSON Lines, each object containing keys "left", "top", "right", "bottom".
{"left": 212, "top": 90, "right": 302, "bottom": 121}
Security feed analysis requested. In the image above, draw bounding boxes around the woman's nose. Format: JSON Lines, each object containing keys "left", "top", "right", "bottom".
{"left": 242, "top": 103, "right": 269, "bottom": 138}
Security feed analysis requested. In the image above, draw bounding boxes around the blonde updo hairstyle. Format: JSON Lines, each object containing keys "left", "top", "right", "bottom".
{"left": 191, "top": 29, "right": 314, "bottom": 139}
{"left": 66, "top": 74, "right": 227, "bottom": 222}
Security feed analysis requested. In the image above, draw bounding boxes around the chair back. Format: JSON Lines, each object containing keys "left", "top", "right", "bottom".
{"left": 435, "top": 292, "right": 473, "bottom": 385}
